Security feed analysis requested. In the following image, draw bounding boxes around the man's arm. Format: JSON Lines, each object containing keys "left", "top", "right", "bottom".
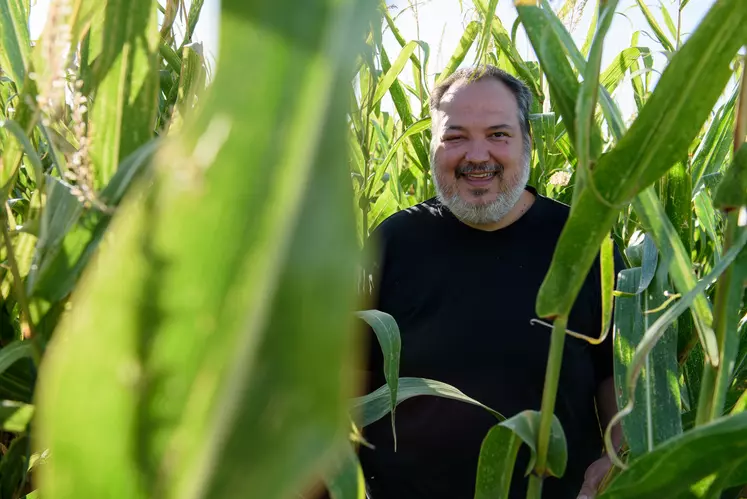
{"left": 596, "top": 376, "right": 623, "bottom": 453}
{"left": 576, "top": 377, "right": 624, "bottom": 499}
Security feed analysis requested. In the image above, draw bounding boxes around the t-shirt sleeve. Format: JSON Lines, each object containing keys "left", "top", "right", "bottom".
{"left": 591, "top": 245, "right": 628, "bottom": 386}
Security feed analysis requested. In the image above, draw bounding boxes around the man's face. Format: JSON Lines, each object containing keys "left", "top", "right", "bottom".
{"left": 431, "top": 78, "right": 529, "bottom": 226}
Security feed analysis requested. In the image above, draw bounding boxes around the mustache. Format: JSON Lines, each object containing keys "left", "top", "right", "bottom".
{"left": 455, "top": 163, "right": 504, "bottom": 179}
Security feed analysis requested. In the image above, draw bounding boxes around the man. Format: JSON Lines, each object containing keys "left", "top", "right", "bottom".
{"left": 357, "top": 65, "right": 623, "bottom": 499}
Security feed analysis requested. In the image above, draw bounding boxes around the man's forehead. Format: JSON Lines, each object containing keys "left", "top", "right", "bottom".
{"left": 439, "top": 77, "right": 517, "bottom": 105}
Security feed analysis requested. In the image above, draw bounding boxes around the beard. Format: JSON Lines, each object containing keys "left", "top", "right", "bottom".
{"left": 431, "top": 159, "right": 529, "bottom": 226}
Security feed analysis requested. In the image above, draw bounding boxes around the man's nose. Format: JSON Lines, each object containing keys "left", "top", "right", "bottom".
{"left": 464, "top": 139, "right": 491, "bottom": 163}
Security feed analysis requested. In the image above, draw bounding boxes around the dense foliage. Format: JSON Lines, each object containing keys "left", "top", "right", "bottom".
{"left": 0, "top": 0, "right": 745, "bottom": 498}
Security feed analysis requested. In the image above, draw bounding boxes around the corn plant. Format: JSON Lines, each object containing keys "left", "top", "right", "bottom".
{"left": 0, "top": 0, "right": 745, "bottom": 499}
{"left": 341, "top": 0, "right": 747, "bottom": 498}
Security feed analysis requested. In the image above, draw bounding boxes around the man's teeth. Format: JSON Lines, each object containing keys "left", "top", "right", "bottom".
{"left": 466, "top": 172, "right": 495, "bottom": 179}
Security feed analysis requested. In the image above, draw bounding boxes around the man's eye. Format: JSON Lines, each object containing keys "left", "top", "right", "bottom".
{"left": 491, "top": 132, "right": 508, "bottom": 138}
{"left": 443, "top": 136, "right": 463, "bottom": 142}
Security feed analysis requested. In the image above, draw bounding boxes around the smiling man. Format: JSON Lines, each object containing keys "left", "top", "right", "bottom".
{"left": 356, "top": 66, "right": 624, "bottom": 499}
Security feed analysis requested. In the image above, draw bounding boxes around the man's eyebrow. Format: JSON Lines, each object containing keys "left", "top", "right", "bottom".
{"left": 444, "top": 124, "right": 514, "bottom": 132}
{"left": 486, "top": 124, "right": 514, "bottom": 130}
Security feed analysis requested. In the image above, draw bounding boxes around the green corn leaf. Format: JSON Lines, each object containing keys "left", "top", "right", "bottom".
{"left": 35, "top": 1, "right": 374, "bottom": 499}
{"left": 515, "top": 4, "right": 581, "bottom": 148}
{"left": 159, "top": 42, "right": 182, "bottom": 74}
{"left": 371, "top": 41, "right": 422, "bottom": 109}
{"left": 633, "top": 187, "right": 717, "bottom": 365}
{"left": 0, "top": 119, "right": 42, "bottom": 186}
{"left": 473, "top": 0, "right": 543, "bottom": 101}
{"left": 534, "top": 0, "right": 747, "bottom": 322}
{"left": 634, "top": 235, "right": 658, "bottom": 294}
{"left": 504, "top": 410, "right": 567, "bottom": 479}
{"left": 29, "top": 139, "right": 159, "bottom": 305}
{"left": 379, "top": 0, "right": 423, "bottom": 74}
{"left": 0, "top": 434, "right": 30, "bottom": 499}
{"left": 0, "top": 400, "right": 34, "bottom": 432}
{"left": 580, "top": 0, "right": 599, "bottom": 56}
{"left": 352, "top": 377, "right": 504, "bottom": 428}
{"left": 714, "top": 142, "right": 747, "bottom": 211}
{"left": 598, "top": 412, "right": 747, "bottom": 499}
{"left": 88, "top": 0, "right": 160, "bottom": 189}
{"left": 691, "top": 88, "right": 738, "bottom": 188}
{"left": 0, "top": 341, "right": 33, "bottom": 376}
{"left": 658, "top": 161, "right": 694, "bottom": 362}
{"left": 475, "top": 0, "right": 499, "bottom": 65}
{"left": 660, "top": 5, "right": 678, "bottom": 42}
{"left": 629, "top": 32, "right": 653, "bottom": 111}
{"left": 437, "top": 21, "right": 480, "bottom": 85}
{"left": 356, "top": 310, "right": 401, "bottom": 447}
{"left": 693, "top": 189, "right": 723, "bottom": 257}
{"left": 24, "top": 176, "right": 84, "bottom": 297}
{"left": 474, "top": 425, "right": 522, "bottom": 499}
{"left": 169, "top": 42, "right": 207, "bottom": 133}
{"left": 367, "top": 118, "right": 430, "bottom": 197}
{"left": 616, "top": 228, "right": 747, "bottom": 438}
{"left": 0, "top": 0, "right": 30, "bottom": 91}
{"left": 180, "top": 0, "right": 205, "bottom": 48}
{"left": 634, "top": 0, "right": 675, "bottom": 52}
{"left": 600, "top": 47, "right": 648, "bottom": 95}
{"left": 575, "top": 0, "right": 618, "bottom": 198}
{"left": 378, "top": 46, "right": 430, "bottom": 171}
{"left": 324, "top": 443, "right": 366, "bottom": 499}
{"left": 600, "top": 234, "right": 615, "bottom": 341}
{"left": 613, "top": 263, "right": 681, "bottom": 459}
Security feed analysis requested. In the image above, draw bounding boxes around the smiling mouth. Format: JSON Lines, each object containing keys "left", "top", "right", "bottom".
{"left": 461, "top": 171, "right": 497, "bottom": 180}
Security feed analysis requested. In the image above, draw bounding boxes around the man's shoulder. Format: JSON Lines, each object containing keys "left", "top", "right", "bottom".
{"left": 524, "top": 188, "right": 573, "bottom": 234}
{"left": 373, "top": 197, "right": 450, "bottom": 238}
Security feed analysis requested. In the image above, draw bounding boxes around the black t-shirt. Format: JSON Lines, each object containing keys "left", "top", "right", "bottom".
{"left": 358, "top": 186, "right": 623, "bottom": 499}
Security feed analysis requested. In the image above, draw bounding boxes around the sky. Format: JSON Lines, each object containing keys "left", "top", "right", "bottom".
{"left": 28, "top": 0, "right": 716, "bottom": 119}
{"left": 381, "top": 0, "right": 716, "bottom": 118}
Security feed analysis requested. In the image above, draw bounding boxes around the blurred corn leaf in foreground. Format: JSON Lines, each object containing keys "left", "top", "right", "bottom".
{"left": 35, "top": 2, "right": 375, "bottom": 499}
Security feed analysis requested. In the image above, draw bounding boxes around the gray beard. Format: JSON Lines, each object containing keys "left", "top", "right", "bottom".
{"left": 432, "top": 161, "right": 529, "bottom": 226}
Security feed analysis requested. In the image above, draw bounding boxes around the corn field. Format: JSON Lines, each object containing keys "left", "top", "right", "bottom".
{"left": 0, "top": 0, "right": 745, "bottom": 498}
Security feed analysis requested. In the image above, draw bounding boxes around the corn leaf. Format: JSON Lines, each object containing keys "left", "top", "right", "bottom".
{"left": 693, "top": 189, "right": 723, "bottom": 258}
{"left": 352, "top": 377, "right": 504, "bottom": 428}
{"left": 0, "top": 341, "right": 33, "bottom": 376}
{"left": 634, "top": 0, "right": 675, "bottom": 53}
{"left": 534, "top": 0, "right": 747, "bottom": 321}
{"left": 600, "top": 47, "right": 648, "bottom": 95}
{"left": 88, "top": 0, "right": 159, "bottom": 188}
{"left": 613, "top": 262, "right": 681, "bottom": 459}
{"left": 575, "top": 0, "right": 618, "bottom": 198}
{"left": 29, "top": 139, "right": 159, "bottom": 304}
{"left": 598, "top": 412, "right": 747, "bottom": 499}
{"left": 371, "top": 41, "right": 423, "bottom": 109}
{"left": 515, "top": 4, "right": 581, "bottom": 148}
{"left": 660, "top": 5, "right": 678, "bottom": 42}
{"left": 473, "top": 0, "right": 543, "bottom": 101}
{"left": 474, "top": 0, "right": 499, "bottom": 65}
{"left": 437, "top": 21, "right": 480, "bottom": 85}
{"left": 474, "top": 425, "right": 521, "bottom": 499}
{"left": 633, "top": 187, "right": 717, "bottom": 364}
{"left": 714, "top": 143, "right": 747, "bottom": 210}
{"left": 691, "top": 88, "right": 738, "bottom": 188}
{"left": 35, "top": 1, "right": 374, "bottom": 499}
{"left": 324, "top": 444, "right": 366, "bottom": 499}
{"left": 356, "top": 310, "right": 401, "bottom": 447}
{"left": 0, "top": 0, "right": 30, "bottom": 91}
{"left": 0, "top": 400, "right": 34, "bottom": 432}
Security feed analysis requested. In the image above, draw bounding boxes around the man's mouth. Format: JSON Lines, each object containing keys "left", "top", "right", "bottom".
{"left": 461, "top": 171, "right": 497, "bottom": 180}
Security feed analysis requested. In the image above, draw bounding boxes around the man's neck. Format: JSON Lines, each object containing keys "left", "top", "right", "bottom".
{"left": 462, "top": 188, "right": 537, "bottom": 232}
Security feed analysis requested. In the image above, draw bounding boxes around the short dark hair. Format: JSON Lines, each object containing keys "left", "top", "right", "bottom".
{"left": 429, "top": 65, "right": 533, "bottom": 161}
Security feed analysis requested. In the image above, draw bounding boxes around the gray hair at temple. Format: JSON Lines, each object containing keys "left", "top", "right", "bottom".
{"left": 428, "top": 65, "right": 533, "bottom": 167}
